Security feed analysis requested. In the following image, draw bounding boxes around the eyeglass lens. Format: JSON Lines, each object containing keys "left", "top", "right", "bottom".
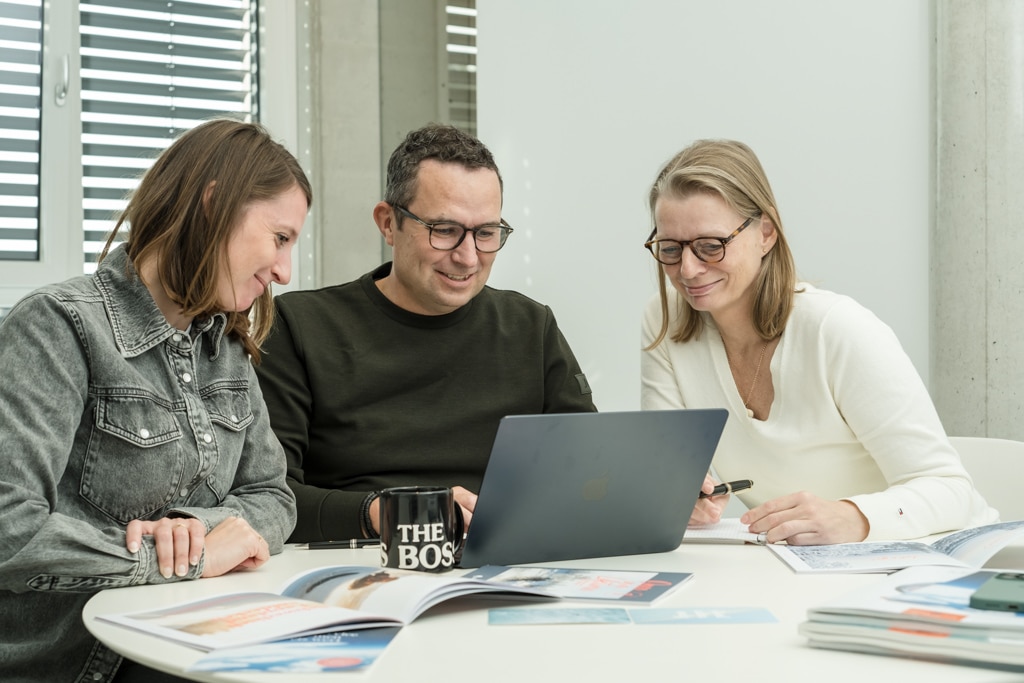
{"left": 649, "top": 239, "right": 726, "bottom": 264}
{"left": 429, "top": 224, "right": 510, "bottom": 252}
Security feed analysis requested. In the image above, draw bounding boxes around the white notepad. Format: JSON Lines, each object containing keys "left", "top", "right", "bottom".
{"left": 682, "top": 518, "right": 768, "bottom": 545}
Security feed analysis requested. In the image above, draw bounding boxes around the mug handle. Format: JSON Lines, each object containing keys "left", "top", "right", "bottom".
{"left": 452, "top": 501, "right": 466, "bottom": 552}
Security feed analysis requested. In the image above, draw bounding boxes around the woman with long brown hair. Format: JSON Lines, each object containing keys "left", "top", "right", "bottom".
{"left": 0, "top": 118, "right": 311, "bottom": 682}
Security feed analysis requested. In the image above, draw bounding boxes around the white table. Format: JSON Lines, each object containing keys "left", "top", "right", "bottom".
{"left": 83, "top": 542, "right": 1024, "bottom": 682}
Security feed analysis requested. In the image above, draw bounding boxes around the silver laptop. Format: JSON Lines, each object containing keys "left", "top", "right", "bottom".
{"left": 458, "top": 409, "right": 728, "bottom": 568}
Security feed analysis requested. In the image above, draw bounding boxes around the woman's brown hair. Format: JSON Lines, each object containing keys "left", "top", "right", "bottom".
{"left": 100, "top": 118, "right": 312, "bottom": 361}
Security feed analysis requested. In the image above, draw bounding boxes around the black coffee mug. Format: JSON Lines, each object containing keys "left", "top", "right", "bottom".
{"left": 378, "top": 486, "right": 465, "bottom": 572}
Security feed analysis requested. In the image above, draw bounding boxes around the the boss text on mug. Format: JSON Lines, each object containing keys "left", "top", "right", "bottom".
{"left": 384, "top": 522, "right": 456, "bottom": 570}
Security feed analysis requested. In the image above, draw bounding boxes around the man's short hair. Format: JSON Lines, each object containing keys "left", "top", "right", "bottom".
{"left": 384, "top": 123, "right": 503, "bottom": 208}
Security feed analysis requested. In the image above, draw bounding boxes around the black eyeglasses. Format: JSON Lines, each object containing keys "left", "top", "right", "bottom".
{"left": 644, "top": 216, "right": 757, "bottom": 265}
{"left": 393, "top": 205, "right": 514, "bottom": 253}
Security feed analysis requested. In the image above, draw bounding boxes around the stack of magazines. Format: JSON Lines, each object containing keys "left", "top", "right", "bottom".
{"left": 800, "top": 565, "right": 1024, "bottom": 670}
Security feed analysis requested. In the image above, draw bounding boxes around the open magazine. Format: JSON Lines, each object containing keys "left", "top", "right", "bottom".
{"left": 97, "top": 564, "right": 690, "bottom": 652}
{"left": 800, "top": 565, "right": 1024, "bottom": 670}
{"left": 97, "top": 565, "right": 553, "bottom": 651}
{"left": 769, "top": 520, "right": 1024, "bottom": 573}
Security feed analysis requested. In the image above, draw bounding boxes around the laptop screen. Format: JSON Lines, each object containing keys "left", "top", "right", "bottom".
{"left": 458, "top": 408, "right": 728, "bottom": 567}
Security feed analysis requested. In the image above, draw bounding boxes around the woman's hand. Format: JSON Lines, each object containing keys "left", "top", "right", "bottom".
{"left": 126, "top": 517, "right": 206, "bottom": 579}
{"left": 688, "top": 474, "right": 730, "bottom": 526}
{"left": 741, "top": 492, "right": 869, "bottom": 545}
{"left": 200, "top": 516, "right": 271, "bottom": 577}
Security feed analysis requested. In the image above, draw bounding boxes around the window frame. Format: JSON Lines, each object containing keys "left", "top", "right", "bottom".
{"left": 0, "top": 0, "right": 308, "bottom": 308}
{"left": 1, "top": 4, "right": 80, "bottom": 307}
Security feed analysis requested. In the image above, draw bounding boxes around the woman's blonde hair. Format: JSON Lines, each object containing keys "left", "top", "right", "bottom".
{"left": 645, "top": 139, "right": 797, "bottom": 348}
{"left": 100, "top": 118, "right": 312, "bottom": 361}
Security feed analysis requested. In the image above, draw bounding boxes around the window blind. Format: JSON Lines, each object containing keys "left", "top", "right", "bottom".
{"left": 79, "top": 0, "right": 258, "bottom": 269}
{"left": 0, "top": 0, "right": 43, "bottom": 261}
{"left": 445, "top": 1, "right": 476, "bottom": 135}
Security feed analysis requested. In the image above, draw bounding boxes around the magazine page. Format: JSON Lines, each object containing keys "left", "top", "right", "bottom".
{"left": 771, "top": 520, "right": 1024, "bottom": 574}
{"left": 929, "top": 520, "right": 1024, "bottom": 567}
{"left": 465, "top": 566, "right": 693, "bottom": 603}
{"left": 807, "top": 565, "right": 1024, "bottom": 634}
{"left": 768, "top": 541, "right": 968, "bottom": 574}
{"left": 97, "top": 591, "right": 392, "bottom": 651}
{"left": 279, "top": 565, "right": 554, "bottom": 624}
{"left": 188, "top": 627, "right": 401, "bottom": 673}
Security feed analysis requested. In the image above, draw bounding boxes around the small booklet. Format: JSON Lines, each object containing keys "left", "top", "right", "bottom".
{"left": 97, "top": 565, "right": 555, "bottom": 651}
{"left": 681, "top": 518, "right": 767, "bottom": 545}
{"left": 769, "top": 519, "right": 1024, "bottom": 574}
{"left": 801, "top": 565, "right": 1024, "bottom": 670}
{"left": 466, "top": 565, "right": 693, "bottom": 603}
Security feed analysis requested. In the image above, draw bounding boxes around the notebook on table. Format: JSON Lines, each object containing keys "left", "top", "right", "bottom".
{"left": 457, "top": 409, "right": 728, "bottom": 568}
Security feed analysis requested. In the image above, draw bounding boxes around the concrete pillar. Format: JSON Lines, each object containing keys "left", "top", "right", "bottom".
{"left": 308, "top": 0, "right": 384, "bottom": 286}
{"left": 934, "top": 0, "right": 1024, "bottom": 438}
{"left": 306, "top": 0, "right": 444, "bottom": 286}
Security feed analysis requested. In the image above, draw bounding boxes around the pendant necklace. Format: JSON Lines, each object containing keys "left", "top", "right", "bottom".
{"left": 741, "top": 341, "right": 769, "bottom": 419}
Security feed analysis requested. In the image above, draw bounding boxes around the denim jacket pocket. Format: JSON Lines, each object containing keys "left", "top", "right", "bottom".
{"left": 81, "top": 396, "right": 186, "bottom": 524}
{"left": 202, "top": 384, "right": 255, "bottom": 499}
{"left": 205, "top": 383, "right": 255, "bottom": 432}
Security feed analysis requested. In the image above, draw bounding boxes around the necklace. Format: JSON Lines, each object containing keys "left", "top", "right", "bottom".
{"left": 739, "top": 340, "right": 769, "bottom": 419}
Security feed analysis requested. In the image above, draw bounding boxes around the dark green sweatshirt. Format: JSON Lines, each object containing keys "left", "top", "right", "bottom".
{"left": 256, "top": 263, "right": 596, "bottom": 541}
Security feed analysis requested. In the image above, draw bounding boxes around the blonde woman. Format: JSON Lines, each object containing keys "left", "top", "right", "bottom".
{"left": 641, "top": 139, "right": 995, "bottom": 545}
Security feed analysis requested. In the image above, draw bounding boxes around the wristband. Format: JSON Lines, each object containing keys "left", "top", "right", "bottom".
{"left": 359, "top": 491, "right": 380, "bottom": 538}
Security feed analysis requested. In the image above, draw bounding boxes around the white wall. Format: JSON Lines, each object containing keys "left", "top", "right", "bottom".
{"left": 477, "top": 0, "right": 933, "bottom": 411}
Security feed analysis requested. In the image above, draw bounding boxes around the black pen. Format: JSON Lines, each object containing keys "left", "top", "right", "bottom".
{"left": 305, "top": 539, "right": 381, "bottom": 549}
{"left": 698, "top": 479, "right": 754, "bottom": 499}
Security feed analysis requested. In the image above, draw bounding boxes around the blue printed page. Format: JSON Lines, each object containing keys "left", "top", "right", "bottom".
{"left": 188, "top": 627, "right": 400, "bottom": 673}
{"left": 489, "top": 608, "right": 631, "bottom": 625}
{"left": 467, "top": 565, "right": 692, "bottom": 603}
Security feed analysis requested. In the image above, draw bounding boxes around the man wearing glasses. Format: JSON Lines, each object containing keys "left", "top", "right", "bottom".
{"left": 256, "top": 124, "right": 596, "bottom": 542}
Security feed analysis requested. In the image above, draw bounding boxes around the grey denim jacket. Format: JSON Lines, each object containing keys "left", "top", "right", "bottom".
{"left": 0, "top": 246, "right": 297, "bottom": 682}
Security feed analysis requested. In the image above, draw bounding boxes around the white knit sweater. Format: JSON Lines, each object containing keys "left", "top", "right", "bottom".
{"left": 641, "top": 284, "right": 997, "bottom": 540}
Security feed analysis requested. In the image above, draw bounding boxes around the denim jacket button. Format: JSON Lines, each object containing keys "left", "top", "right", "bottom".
{"left": 172, "top": 333, "right": 182, "bottom": 342}
{"left": 139, "top": 428, "right": 150, "bottom": 439}
{"left": 182, "top": 372, "right": 192, "bottom": 383}
{"left": 179, "top": 488, "right": 188, "bottom": 497}
{"left": 202, "top": 433, "right": 212, "bottom": 443}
